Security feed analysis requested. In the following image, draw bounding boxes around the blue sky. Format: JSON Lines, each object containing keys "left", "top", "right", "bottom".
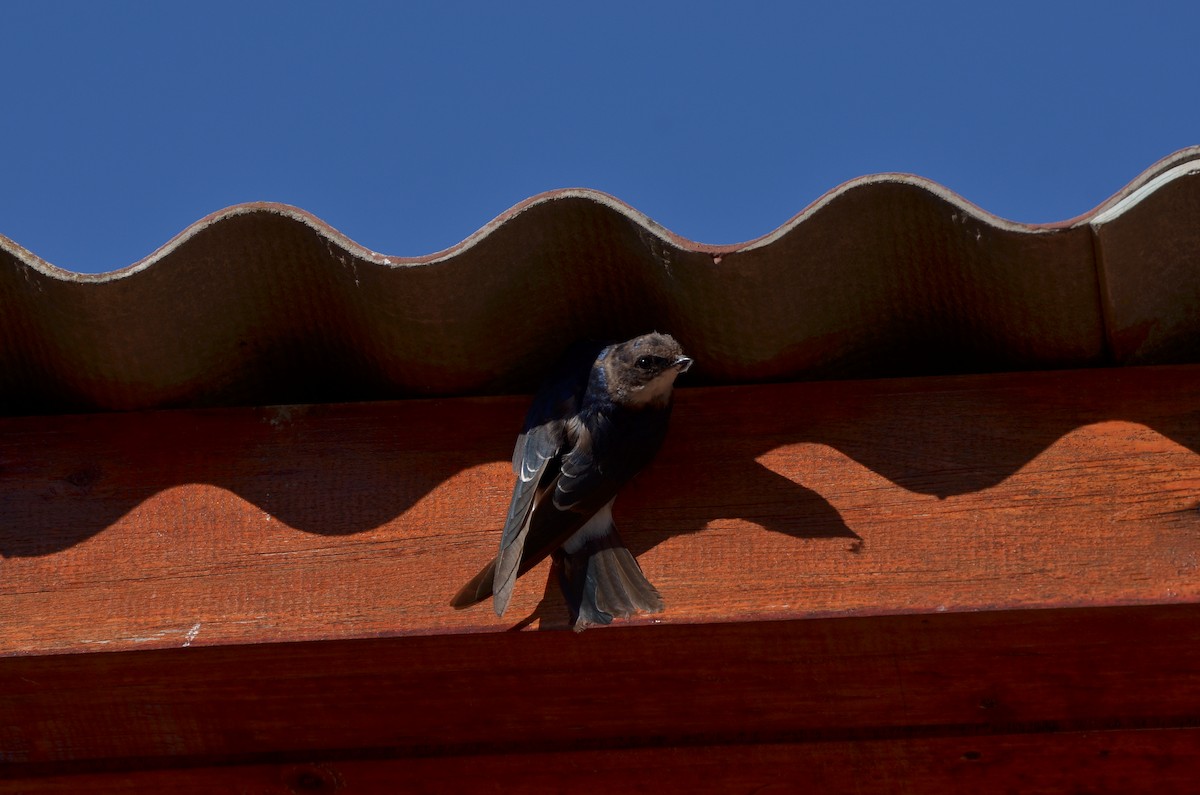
{"left": 2, "top": 3, "right": 1197, "bottom": 274}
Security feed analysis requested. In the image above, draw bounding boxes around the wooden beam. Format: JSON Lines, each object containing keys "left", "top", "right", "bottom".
{"left": 2, "top": 365, "right": 1199, "bottom": 783}
{"left": 3, "top": 365, "right": 1198, "bottom": 650}
{"left": 11, "top": 728, "right": 1200, "bottom": 794}
{"left": 4, "top": 606, "right": 1200, "bottom": 787}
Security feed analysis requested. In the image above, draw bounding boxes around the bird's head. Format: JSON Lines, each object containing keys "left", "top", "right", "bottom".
{"left": 602, "top": 332, "right": 693, "bottom": 408}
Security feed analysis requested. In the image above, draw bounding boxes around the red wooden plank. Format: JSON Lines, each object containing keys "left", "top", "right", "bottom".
{"left": 3, "top": 605, "right": 1200, "bottom": 771}
{"left": 1, "top": 365, "right": 1197, "bottom": 654}
{"left": 7, "top": 727, "right": 1200, "bottom": 795}
{"left": 1, "top": 365, "right": 1199, "bottom": 782}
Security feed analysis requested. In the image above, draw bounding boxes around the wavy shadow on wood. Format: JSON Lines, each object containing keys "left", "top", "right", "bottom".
{"left": 2, "top": 368, "right": 1196, "bottom": 576}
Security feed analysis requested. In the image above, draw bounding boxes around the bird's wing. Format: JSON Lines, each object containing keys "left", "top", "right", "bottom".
{"left": 492, "top": 414, "right": 566, "bottom": 616}
{"left": 457, "top": 340, "right": 617, "bottom": 615}
{"left": 552, "top": 413, "right": 608, "bottom": 511}
{"left": 553, "top": 406, "right": 669, "bottom": 512}
{"left": 452, "top": 417, "right": 569, "bottom": 614}
{"left": 493, "top": 413, "right": 629, "bottom": 614}
{"left": 495, "top": 341, "right": 605, "bottom": 588}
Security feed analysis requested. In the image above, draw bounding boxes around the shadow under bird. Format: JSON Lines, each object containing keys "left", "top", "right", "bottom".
{"left": 452, "top": 332, "right": 693, "bottom": 630}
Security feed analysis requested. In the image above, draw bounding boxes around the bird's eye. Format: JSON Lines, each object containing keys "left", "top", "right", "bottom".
{"left": 636, "top": 355, "right": 665, "bottom": 370}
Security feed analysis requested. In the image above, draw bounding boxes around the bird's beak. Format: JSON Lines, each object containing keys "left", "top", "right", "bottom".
{"left": 673, "top": 356, "right": 694, "bottom": 373}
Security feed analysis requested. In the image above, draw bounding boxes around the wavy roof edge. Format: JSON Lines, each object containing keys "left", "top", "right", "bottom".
{"left": 2, "top": 146, "right": 1200, "bottom": 415}
{"left": 5, "top": 146, "right": 1200, "bottom": 282}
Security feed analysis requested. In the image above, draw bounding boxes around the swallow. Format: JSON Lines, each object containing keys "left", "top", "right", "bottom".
{"left": 452, "top": 332, "right": 693, "bottom": 630}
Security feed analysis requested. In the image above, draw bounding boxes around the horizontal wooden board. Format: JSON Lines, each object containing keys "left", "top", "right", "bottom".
{"left": 2, "top": 365, "right": 1200, "bottom": 783}
{"left": 4, "top": 605, "right": 1200, "bottom": 774}
{"left": 9, "top": 727, "right": 1200, "bottom": 794}
{"left": 1, "top": 365, "right": 1198, "bottom": 654}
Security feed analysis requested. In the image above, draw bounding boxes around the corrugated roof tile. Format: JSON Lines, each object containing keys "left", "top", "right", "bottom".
{"left": 2, "top": 147, "right": 1198, "bottom": 416}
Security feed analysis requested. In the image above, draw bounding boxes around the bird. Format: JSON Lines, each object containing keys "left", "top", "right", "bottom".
{"left": 451, "top": 332, "right": 693, "bottom": 630}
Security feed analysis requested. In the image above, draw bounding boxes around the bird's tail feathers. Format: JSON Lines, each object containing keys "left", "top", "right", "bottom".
{"left": 557, "top": 530, "right": 664, "bottom": 631}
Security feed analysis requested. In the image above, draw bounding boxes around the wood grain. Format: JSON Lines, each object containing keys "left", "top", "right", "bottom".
{"left": 2, "top": 365, "right": 1199, "bottom": 785}
{"left": 2, "top": 365, "right": 1197, "bottom": 653}
{"left": 8, "top": 728, "right": 1200, "bottom": 794}
{"left": 4, "top": 605, "right": 1200, "bottom": 772}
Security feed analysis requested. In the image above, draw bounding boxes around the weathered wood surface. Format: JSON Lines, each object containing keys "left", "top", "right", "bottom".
{"left": 4, "top": 605, "right": 1200, "bottom": 784}
{"left": 2, "top": 365, "right": 1197, "bottom": 652}
{"left": 10, "top": 727, "right": 1200, "bottom": 795}
{"left": 2, "top": 365, "right": 1200, "bottom": 786}
{"left": 4, "top": 605, "right": 1200, "bottom": 790}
